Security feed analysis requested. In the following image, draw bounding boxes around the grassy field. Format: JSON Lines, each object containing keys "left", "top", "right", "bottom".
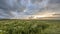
{"left": 0, "top": 19, "right": 60, "bottom": 34}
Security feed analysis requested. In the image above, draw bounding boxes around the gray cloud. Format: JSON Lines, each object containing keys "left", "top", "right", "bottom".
{"left": 0, "top": 0, "right": 60, "bottom": 19}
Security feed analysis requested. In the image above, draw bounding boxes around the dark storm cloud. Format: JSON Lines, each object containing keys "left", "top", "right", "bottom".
{"left": 0, "top": 0, "right": 26, "bottom": 18}
{"left": 46, "top": 0, "right": 60, "bottom": 12}
{"left": 49, "top": 0, "right": 60, "bottom": 4}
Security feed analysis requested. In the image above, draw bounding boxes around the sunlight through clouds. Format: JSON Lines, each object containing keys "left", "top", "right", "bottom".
{"left": 0, "top": 0, "right": 60, "bottom": 19}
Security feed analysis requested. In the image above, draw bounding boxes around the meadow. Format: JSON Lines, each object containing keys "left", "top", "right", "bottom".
{"left": 0, "top": 19, "right": 60, "bottom": 34}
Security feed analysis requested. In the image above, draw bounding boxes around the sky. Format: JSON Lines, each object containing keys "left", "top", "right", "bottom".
{"left": 0, "top": 0, "right": 60, "bottom": 19}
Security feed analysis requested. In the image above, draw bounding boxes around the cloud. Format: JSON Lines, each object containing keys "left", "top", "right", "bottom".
{"left": 0, "top": 0, "right": 60, "bottom": 19}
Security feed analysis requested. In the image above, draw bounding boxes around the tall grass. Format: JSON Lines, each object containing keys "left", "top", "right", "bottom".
{"left": 0, "top": 19, "right": 60, "bottom": 34}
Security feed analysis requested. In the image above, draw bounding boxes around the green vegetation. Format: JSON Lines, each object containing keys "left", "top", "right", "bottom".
{"left": 0, "top": 19, "right": 60, "bottom": 34}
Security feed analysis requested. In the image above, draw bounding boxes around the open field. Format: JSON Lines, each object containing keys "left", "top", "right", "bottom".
{"left": 0, "top": 19, "right": 60, "bottom": 34}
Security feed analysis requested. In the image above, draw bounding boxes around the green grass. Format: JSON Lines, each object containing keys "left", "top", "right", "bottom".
{"left": 0, "top": 19, "right": 60, "bottom": 34}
